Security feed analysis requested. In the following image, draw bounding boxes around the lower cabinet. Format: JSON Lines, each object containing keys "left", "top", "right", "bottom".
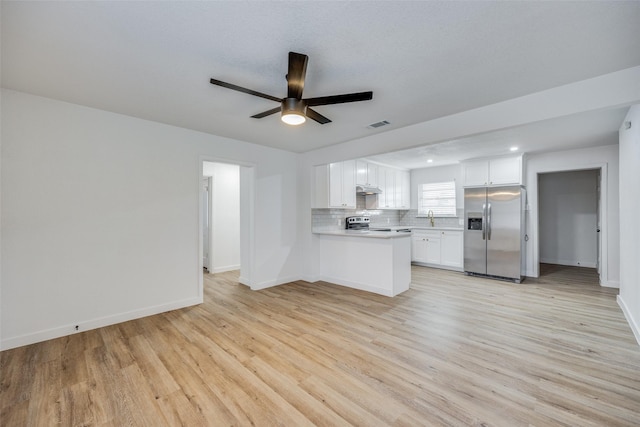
{"left": 412, "top": 229, "right": 463, "bottom": 271}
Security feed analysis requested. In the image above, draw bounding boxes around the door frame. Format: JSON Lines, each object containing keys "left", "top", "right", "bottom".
{"left": 531, "top": 163, "right": 608, "bottom": 285}
{"left": 202, "top": 176, "right": 213, "bottom": 271}
{"left": 198, "top": 156, "right": 255, "bottom": 299}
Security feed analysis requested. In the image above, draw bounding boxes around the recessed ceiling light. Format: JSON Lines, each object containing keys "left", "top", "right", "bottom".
{"left": 427, "top": 159, "right": 433, "bottom": 163}
{"left": 510, "top": 146, "right": 518, "bottom": 152}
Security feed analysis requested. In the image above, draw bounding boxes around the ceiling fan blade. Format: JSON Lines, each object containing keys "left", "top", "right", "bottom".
{"left": 251, "top": 106, "right": 281, "bottom": 119}
{"left": 305, "top": 91, "right": 373, "bottom": 107}
{"left": 287, "top": 52, "right": 308, "bottom": 99}
{"left": 306, "top": 108, "right": 332, "bottom": 124}
{"left": 210, "top": 78, "right": 281, "bottom": 103}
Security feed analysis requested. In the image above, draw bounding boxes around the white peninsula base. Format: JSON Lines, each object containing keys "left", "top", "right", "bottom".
{"left": 314, "top": 231, "right": 411, "bottom": 297}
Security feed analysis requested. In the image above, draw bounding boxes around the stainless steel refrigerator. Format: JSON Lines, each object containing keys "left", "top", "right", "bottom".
{"left": 464, "top": 186, "right": 526, "bottom": 282}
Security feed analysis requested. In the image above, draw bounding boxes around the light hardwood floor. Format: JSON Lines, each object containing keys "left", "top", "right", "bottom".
{"left": 2, "top": 265, "right": 640, "bottom": 426}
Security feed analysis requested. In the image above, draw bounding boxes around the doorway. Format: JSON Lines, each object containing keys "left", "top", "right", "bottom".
{"left": 202, "top": 162, "right": 241, "bottom": 274}
{"left": 199, "top": 158, "right": 254, "bottom": 296}
{"left": 538, "top": 169, "right": 600, "bottom": 277}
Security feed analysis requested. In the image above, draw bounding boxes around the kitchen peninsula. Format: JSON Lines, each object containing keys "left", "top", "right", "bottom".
{"left": 312, "top": 230, "right": 411, "bottom": 297}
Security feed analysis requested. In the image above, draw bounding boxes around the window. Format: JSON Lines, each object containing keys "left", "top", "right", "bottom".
{"left": 418, "top": 181, "right": 456, "bottom": 216}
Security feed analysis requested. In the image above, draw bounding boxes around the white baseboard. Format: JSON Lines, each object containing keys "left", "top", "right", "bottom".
{"left": 317, "top": 275, "right": 394, "bottom": 297}
{"left": 600, "top": 279, "right": 620, "bottom": 288}
{"left": 300, "top": 275, "right": 320, "bottom": 283}
{"left": 539, "top": 258, "right": 597, "bottom": 268}
{"left": 211, "top": 264, "right": 240, "bottom": 274}
{"left": 411, "top": 261, "right": 463, "bottom": 272}
{"left": 1, "top": 296, "right": 202, "bottom": 351}
{"left": 618, "top": 295, "right": 640, "bottom": 347}
{"left": 250, "top": 275, "right": 300, "bottom": 291}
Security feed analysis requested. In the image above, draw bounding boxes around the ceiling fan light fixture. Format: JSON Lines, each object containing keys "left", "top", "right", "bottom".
{"left": 281, "top": 98, "right": 307, "bottom": 125}
{"left": 281, "top": 112, "right": 306, "bottom": 125}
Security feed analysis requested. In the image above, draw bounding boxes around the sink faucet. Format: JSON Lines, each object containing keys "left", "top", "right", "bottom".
{"left": 428, "top": 210, "right": 435, "bottom": 227}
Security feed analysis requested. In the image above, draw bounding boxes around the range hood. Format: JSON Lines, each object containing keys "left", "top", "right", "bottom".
{"left": 356, "top": 185, "right": 382, "bottom": 195}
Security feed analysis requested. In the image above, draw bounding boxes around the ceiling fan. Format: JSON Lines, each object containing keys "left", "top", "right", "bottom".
{"left": 210, "top": 52, "right": 373, "bottom": 125}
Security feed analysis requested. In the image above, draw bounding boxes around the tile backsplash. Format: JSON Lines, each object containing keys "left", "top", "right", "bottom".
{"left": 312, "top": 207, "right": 464, "bottom": 231}
{"left": 400, "top": 209, "right": 464, "bottom": 228}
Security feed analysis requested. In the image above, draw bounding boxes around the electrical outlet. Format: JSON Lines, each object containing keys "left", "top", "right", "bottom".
{"left": 337, "top": 219, "right": 341, "bottom": 226}
{"left": 387, "top": 218, "right": 390, "bottom": 224}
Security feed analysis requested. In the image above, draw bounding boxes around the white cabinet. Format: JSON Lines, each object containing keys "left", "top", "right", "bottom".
{"left": 411, "top": 230, "right": 440, "bottom": 264}
{"left": 425, "top": 235, "right": 441, "bottom": 264}
{"left": 394, "top": 169, "right": 410, "bottom": 209}
{"left": 440, "top": 231, "right": 463, "bottom": 269}
{"left": 378, "top": 166, "right": 395, "bottom": 209}
{"left": 412, "top": 235, "right": 429, "bottom": 263}
{"left": 489, "top": 156, "right": 522, "bottom": 185}
{"left": 463, "top": 156, "right": 522, "bottom": 187}
{"left": 317, "top": 159, "right": 410, "bottom": 210}
{"left": 412, "top": 229, "right": 463, "bottom": 271}
{"left": 463, "top": 161, "right": 489, "bottom": 186}
{"left": 377, "top": 166, "right": 410, "bottom": 210}
{"left": 314, "top": 160, "right": 356, "bottom": 208}
{"left": 356, "top": 160, "right": 378, "bottom": 187}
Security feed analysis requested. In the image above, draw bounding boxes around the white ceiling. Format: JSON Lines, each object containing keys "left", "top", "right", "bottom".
{"left": 2, "top": 1, "right": 640, "bottom": 159}
{"left": 366, "top": 107, "right": 629, "bottom": 170}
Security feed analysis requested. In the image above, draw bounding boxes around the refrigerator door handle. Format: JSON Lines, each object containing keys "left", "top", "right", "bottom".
{"left": 482, "top": 203, "right": 486, "bottom": 240}
{"left": 487, "top": 203, "right": 492, "bottom": 240}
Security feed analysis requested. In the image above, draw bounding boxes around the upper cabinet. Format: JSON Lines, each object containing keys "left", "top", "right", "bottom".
{"left": 377, "top": 166, "right": 394, "bottom": 209}
{"left": 314, "top": 159, "right": 410, "bottom": 210}
{"left": 356, "top": 160, "right": 378, "bottom": 187}
{"left": 377, "top": 166, "right": 410, "bottom": 210}
{"left": 462, "top": 155, "right": 523, "bottom": 187}
{"left": 394, "top": 169, "right": 410, "bottom": 209}
{"left": 314, "top": 160, "right": 356, "bottom": 208}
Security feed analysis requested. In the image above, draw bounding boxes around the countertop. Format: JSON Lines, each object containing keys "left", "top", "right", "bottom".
{"left": 409, "top": 226, "right": 463, "bottom": 231}
{"left": 313, "top": 226, "right": 463, "bottom": 238}
{"left": 313, "top": 230, "right": 412, "bottom": 239}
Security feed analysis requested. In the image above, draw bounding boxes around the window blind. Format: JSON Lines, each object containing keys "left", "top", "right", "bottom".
{"left": 418, "top": 181, "right": 456, "bottom": 216}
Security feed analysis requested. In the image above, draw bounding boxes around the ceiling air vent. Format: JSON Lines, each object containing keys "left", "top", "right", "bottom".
{"left": 368, "top": 120, "right": 390, "bottom": 129}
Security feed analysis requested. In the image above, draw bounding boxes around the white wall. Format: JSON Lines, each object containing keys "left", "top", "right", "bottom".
{"left": 618, "top": 105, "right": 640, "bottom": 345}
{"left": 1, "top": 89, "right": 300, "bottom": 350}
{"left": 538, "top": 170, "right": 599, "bottom": 268}
{"left": 0, "top": 7, "right": 3, "bottom": 347}
{"left": 203, "top": 162, "right": 240, "bottom": 273}
{"left": 410, "top": 164, "right": 463, "bottom": 212}
{"left": 525, "top": 145, "right": 619, "bottom": 285}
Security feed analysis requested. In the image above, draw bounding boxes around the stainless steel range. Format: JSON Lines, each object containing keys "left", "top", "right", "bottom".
{"left": 345, "top": 216, "right": 411, "bottom": 233}
{"left": 345, "top": 216, "right": 370, "bottom": 231}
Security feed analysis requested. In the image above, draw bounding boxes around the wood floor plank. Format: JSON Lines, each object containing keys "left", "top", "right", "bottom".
{"left": 2, "top": 263, "right": 640, "bottom": 425}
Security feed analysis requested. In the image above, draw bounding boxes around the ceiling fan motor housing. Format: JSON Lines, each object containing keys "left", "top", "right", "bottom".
{"left": 282, "top": 98, "right": 307, "bottom": 115}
